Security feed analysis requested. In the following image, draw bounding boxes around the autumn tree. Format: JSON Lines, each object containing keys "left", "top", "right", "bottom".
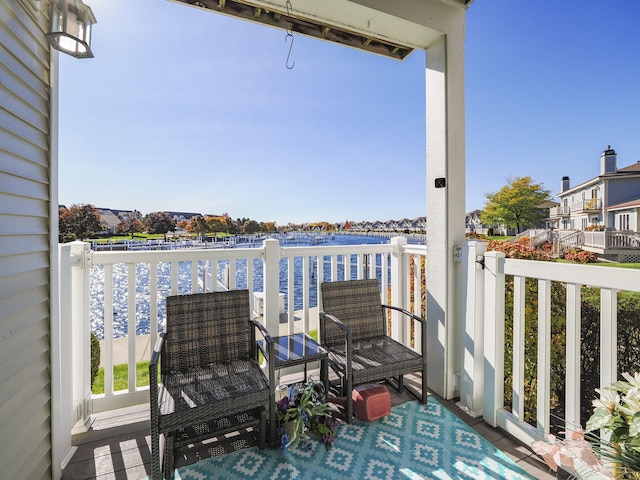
{"left": 206, "top": 216, "right": 227, "bottom": 238}
{"left": 242, "top": 219, "right": 262, "bottom": 234}
{"left": 59, "top": 204, "right": 103, "bottom": 241}
{"left": 187, "top": 215, "right": 208, "bottom": 238}
{"left": 116, "top": 216, "right": 145, "bottom": 237}
{"left": 144, "top": 211, "right": 176, "bottom": 235}
{"left": 480, "top": 176, "right": 551, "bottom": 234}
{"left": 263, "top": 221, "right": 277, "bottom": 233}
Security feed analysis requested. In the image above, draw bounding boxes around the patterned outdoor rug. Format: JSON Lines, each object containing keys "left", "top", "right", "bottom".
{"left": 168, "top": 399, "right": 535, "bottom": 480}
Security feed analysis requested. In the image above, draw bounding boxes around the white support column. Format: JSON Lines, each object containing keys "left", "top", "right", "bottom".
{"left": 69, "top": 241, "right": 94, "bottom": 434}
{"left": 262, "top": 239, "right": 281, "bottom": 335}
{"left": 390, "top": 236, "right": 408, "bottom": 342}
{"left": 425, "top": 30, "right": 466, "bottom": 399}
{"left": 483, "top": 251, "right": 505, "bottom": 427}
{"left": 457, "top": 241, "right": 487, "bottom": 417}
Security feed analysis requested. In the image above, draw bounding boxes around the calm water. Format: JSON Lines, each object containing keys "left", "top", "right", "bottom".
{"left": 90, "top": 234, "right": 396, "bottom": 339}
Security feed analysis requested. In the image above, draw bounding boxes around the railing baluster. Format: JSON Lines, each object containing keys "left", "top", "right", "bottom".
{"left": 191, "top": 260, "right": 198, "bottom": 293}
{"left": 331, "top": 255, "right": 338, "bottom": 281}
{"left": 302, "top": 255, "right": 310, "bottom": 333}
{"left": 537, "top": 279, "right": 551, "bottom": 435}
{"left": 600, "top": 288, "right": 618, "bottom": 388}
{"left": 170, "top": 261, "right": 178, "bottom": 295}
{"left": 150, "top": 262, "right": 158, "bottom": 350}
{"left": 104, "top": 264, "right": 114, "bottom": 397}
{"left": 565, "top": 282, "right": 581, "bottom": 431}
{"left": 127, "top": 263, "right": 136, "bottom": 393}
{"left": 287, "top": 256, "right": 295, "bottom": 334}
{"left": 512, "top": 276, "right": 525, "bottom": 422}
{"left": 228, "top": 259, "right": 237, "bottom": 289}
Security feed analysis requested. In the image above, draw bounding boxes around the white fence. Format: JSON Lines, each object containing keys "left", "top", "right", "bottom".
{"left": 477, "top": 245, "right": 640, "bottom": 449}
{"left": 60, "top": 238, "right": 427, "bottom": 422}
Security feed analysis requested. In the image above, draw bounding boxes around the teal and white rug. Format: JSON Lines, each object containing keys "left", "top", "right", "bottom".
{"left": 171, "top": 399, "right": 534, "bottom": 479}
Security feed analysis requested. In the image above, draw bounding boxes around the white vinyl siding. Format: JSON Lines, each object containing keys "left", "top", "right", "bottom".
{"left": 0, "top": 1, "right": 53, "bottom": 479}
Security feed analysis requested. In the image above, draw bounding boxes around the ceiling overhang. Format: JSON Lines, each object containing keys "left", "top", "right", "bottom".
{"left": 169, "top": 0, "right": 466, "bottom": 60}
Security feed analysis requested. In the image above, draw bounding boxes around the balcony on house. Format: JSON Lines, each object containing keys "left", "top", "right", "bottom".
{"left": 56, "top": 237, "right": 640, "bottom": 479}
{"left": 549, "top": 205, "right": 571, "bottom": 217}
{"left": 571, "top": 198, "right": 602, "bottom": 213}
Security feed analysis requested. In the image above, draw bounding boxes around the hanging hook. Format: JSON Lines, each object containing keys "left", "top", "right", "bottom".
{"left": 284, "top": 0, "right": 295, "bottom": 69}
{"left": 285, "top": 33, "right": 295, "bottom": 69}
{"left": 285, "top": 0, "right": 293, "bottom": 35}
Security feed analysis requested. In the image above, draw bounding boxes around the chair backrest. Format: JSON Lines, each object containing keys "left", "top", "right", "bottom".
{"left": 320, "top": 279, "right": 386, "bottom": 346}
{"left": 163, "top": 290, "right": 252, "bottom": 372}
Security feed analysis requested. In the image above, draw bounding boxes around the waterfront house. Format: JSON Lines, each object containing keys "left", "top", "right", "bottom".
{"left": 549, "top": 146, "right": 640, "bottom": 260}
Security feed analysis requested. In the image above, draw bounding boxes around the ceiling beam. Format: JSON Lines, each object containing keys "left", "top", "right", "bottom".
{"left": 172, "top": 0, "right": 427, "bottom": 60}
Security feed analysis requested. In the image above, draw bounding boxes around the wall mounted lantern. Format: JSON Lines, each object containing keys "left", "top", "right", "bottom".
{"left": 46, "top": 0, "right": 96, "bottom": 58}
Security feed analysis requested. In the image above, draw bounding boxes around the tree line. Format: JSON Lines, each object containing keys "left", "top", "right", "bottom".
{"left": 58, "top": 205, "right": 280, "bottom": 242}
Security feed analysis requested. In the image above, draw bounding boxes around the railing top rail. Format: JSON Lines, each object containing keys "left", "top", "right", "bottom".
{"left": 91, "top": 247, "right": 263, "bottom": 265}
{"left": 503, "top": 257, "right": 640, "bottom": 292}
{"left": 278, "top": 244, "right": 396, "bottom": 256}
{"left": 402, "top": 244, "right": 427, "bottom": 255}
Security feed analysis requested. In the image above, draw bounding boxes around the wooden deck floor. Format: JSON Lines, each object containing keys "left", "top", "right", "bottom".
{"left": 62, "top": 385, "right": 565, "bottom": 479}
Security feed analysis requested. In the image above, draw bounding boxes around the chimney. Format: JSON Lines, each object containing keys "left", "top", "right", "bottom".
{"left": 561, "top": 176, "right": 570, "bottom": 192}
{"left": 600, "top": 145, "right": 617, "bottom": 175}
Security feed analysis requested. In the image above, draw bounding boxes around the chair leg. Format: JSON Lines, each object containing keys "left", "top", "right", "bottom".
{"left": 422, "top": 368, "right": 428, "bottom": 404}
{"left": 259, "top": 408, "right": 266, "bottom": 449}
{"left": 397, "top": 374, "right": 404, "bottom": 392}
{"left": 151, "top": 426, "right": 161, "bottom": 480}
{"left": 345, "top": 376, "right": 353, "bottom": 423}
{"left": 163, "top": 433, "right": 175, "bottom": 480}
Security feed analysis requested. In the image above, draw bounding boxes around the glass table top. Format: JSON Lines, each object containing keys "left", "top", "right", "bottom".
{"left": 263, "top": 333, "right": 328, "bottom": 366}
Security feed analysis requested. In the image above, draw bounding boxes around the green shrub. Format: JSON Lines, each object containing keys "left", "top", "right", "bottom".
{"left": 90, "top": 332, "right": 100, "bottom": 388}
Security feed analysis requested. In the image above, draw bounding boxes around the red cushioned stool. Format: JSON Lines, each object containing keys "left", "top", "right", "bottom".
{"left": 352, "top": 384, "right": 391, "bottom": 421}
{"left": 329, "top": 384, "right": 391, "bottom": 421}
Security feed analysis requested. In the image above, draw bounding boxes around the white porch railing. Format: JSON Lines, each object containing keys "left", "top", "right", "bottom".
{"left": 60, "top": 237, "right": 427, "bottom": 426}
{"left": 583, "top": 230, "right": 640, "bottom": 249}
{"left": 476, "top": 246, "right": 640, "bottom": 449}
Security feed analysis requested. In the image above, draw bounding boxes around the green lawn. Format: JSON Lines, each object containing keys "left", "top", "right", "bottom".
{"left": 92, "top": 361, "right": 155, "bottom": 394}
{"left": 591, "top": 262, "right": 640, "bottom": 269}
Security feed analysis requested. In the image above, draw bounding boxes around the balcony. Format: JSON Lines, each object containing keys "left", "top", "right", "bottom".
{"left": 571, "top": 198, "right": 602, "bottom": 213}
{"left": 549, "top": 205, "right": 570, "bottom": 217}
{"left": 57, "top": 238, "right": 640, "bottom": 479}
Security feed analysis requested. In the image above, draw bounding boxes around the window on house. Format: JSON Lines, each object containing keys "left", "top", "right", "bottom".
{"left": 617, "top": 213, "right": 630, "bottom": 230}
{"left": 582, "top": 217, "right": 588, "bottom": 230}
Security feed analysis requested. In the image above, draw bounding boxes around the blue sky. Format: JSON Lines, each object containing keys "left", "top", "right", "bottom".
{"left": 58, "top": 0, "right": 640, "bottom": 225}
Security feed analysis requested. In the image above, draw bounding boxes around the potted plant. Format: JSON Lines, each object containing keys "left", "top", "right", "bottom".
{"left": 532, "top": 372, "right": 640, "bottom": 479}
{"left": 275, "top": 379, "right": 340, "bottom": 453}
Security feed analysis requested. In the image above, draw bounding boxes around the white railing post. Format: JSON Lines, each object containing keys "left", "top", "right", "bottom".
{"left": 69, "top": 241, "right": 94, "bottom": 433}
{"left": 390, "top": 236, "right": 408, "bottom": 342}
{"left": 53, "top": 244, "right": 76, "bottom": 470}
{"left": 457, "top": 240, "right": 487, "bottom": 418}
{"left": 262, "top": 239, "right": 281, "bottom": 335}
{"left": 483, "top": 251, "right": 505, "bottom": 427}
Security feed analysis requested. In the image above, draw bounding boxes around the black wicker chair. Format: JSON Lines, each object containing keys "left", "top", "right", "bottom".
{"left": 319, "top": 278, "right": 427, "bottom": 422}
{"left": 149, "top": 290, "right": 275, "bottom": 479}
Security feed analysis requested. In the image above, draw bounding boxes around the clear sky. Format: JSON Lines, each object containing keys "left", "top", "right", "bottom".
{"left": 58, "top": 0, "right": 640, "bottom": 225}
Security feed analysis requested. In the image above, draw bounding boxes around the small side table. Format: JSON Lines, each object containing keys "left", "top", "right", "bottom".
{"left": 258, "top": 333, "right": 329, "bottom": 446}
{"left": 259, "top": 333, "right": 329, "bottom": 396}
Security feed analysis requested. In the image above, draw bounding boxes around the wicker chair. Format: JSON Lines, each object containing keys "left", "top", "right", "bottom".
{"left": 319, "top": 278, "right": 427, "bottom": 422}
{"left": 149, "top": 290, "right": 275, "bottom": 479}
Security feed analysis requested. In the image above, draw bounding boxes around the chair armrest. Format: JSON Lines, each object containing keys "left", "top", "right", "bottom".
{"left": 319, "top": 311, "right": 352, "bottom": 353}
{"left": 382, "top": 305, "right": 427, "bottom": 357}
{"left": 382, "top": 304, "right": 426, "bottom": 326}
{"left": 250, "top": 319, "right": 274, "bottom": 344}
{"left": 149, "top": 333, "right": 165, "bottom": 411}
{"left": 319, "top": 311, "right": 351, "bottom": 334}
